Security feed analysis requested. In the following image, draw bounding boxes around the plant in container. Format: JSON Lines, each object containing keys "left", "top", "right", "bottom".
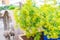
{"left": 14, "top": 0, "right": 60, "bottom": 40}
{"left": 14, "top": 0, "right": 44, "bottom": 40}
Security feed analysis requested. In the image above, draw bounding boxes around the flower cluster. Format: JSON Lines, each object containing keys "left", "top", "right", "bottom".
{"left": 14, "top": 0, "right": 60, "bottom": 39}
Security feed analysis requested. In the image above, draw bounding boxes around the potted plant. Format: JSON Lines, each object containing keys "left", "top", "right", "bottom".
{"left": 14, "top": 0, "right": 44, "bottom": 40}
{"left": 14, "top": 0, "right": 60, "bottom": 40}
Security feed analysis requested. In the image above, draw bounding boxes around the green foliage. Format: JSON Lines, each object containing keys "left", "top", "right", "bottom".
{"left": 8, "top": 5, "right": 16, "bottom": 10}
{"left": 14, "top": 0, "right": 41, "bottom": 40}
{"left": 40, "top": 4, "right": 60, "bottom": 39}
{"left": 14, "top": 0, "right": 60, "bottom": 40}
{"left": 0, "top": 6, "right": 4, "bottom": 11}
{"left": 0, "top": 5, "right": 16, "bottom": 10}
{"left": 34, "top": 32, "right": 41, "bottom": 40}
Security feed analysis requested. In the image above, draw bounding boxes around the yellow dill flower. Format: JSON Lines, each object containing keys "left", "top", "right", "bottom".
{"left": 58, "top": 26, "right": 60, "bottom": 30}
{"left": 51, "top": 33, "right": 58, "bottom": 38}
{"left": 26, "top": 0, "right": 32, "bottom": 6}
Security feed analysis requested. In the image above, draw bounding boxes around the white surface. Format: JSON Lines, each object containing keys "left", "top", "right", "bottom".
{"left": 0, "top": 19, "right": 5, "bottom": 40}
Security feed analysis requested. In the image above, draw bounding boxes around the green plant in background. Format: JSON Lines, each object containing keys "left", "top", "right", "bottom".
{"left": 0, "top": 5, "right": 16, "bottom": 11}
{"left": 0, "top": 6, "right": 4, "bottom": 11}
{"left": 8, "top": 5, "right": 16, "bottom": 10}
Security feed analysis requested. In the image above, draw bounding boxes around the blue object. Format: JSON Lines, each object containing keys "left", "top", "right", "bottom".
{"left": 43, "top": 36, "right": 57, "bottom": 40}
{"left": 57, "top": 38, "right": 60, "bottom": 40}
{"left": 44, "top": 36, "right": 48, "bottom": 40}
{"left": 43, "top": 33, "right": 59, "bottom": 40}
{"left": 49, "top": 38, "right": 57, "bottom": 40}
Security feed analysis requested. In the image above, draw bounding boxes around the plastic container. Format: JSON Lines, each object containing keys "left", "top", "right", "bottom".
{"left": 43, "top": 36, "right": 57, "bottom": 40}
{"left": 44, "top": 36, "right": 48, "bottom": 40}
{"left": 57, "top": 38, "right": 60, "bottom": 40}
